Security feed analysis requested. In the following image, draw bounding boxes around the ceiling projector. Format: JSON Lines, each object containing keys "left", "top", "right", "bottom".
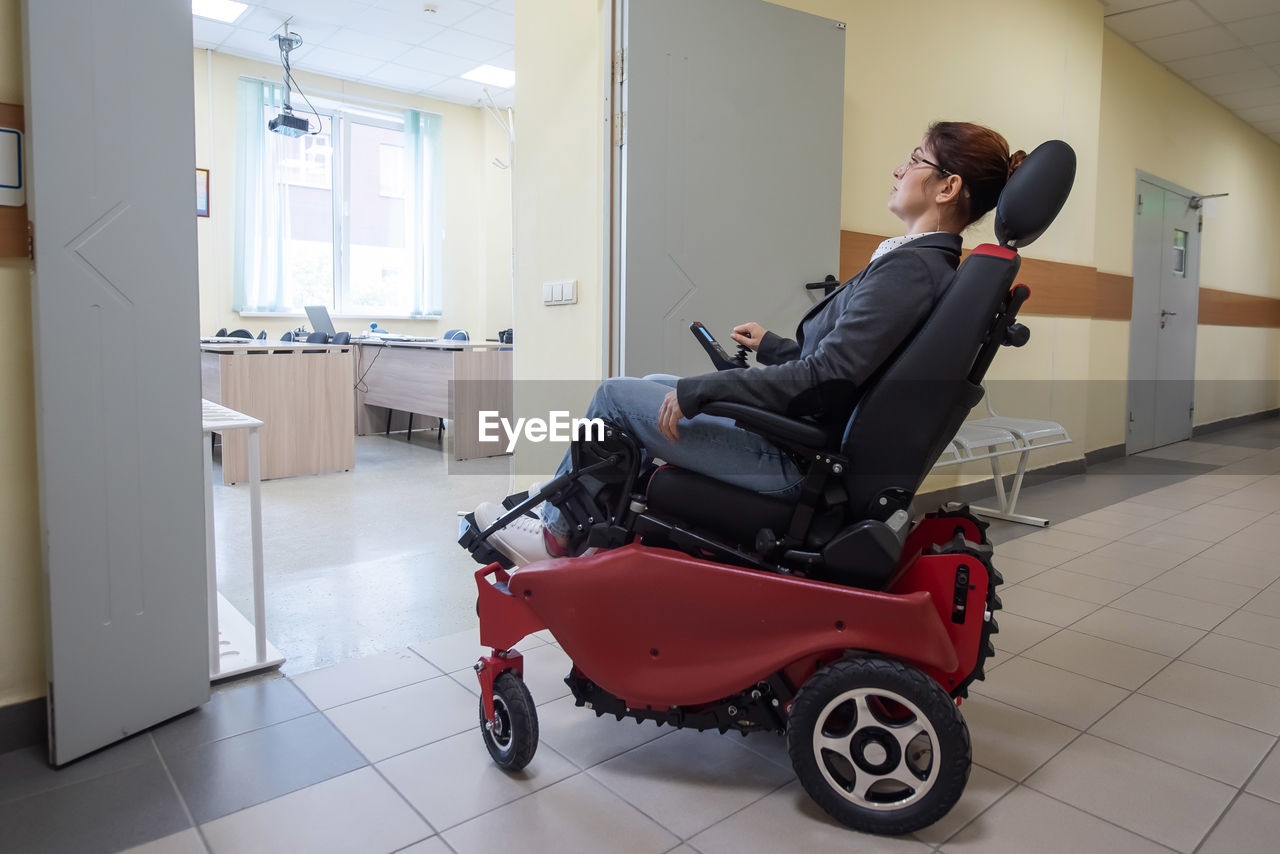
{"left": 268, "top": 110, "right": 310, "bottom": 137}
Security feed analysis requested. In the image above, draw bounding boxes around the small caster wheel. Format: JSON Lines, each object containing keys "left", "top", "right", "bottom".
{"left": 480, "top": 671, "right": 539, "bottom": 770}
{"left": 787, "top": 656, "right": 970, "bottom": 835}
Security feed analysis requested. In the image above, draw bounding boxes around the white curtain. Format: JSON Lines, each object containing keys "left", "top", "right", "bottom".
{"left": 404, "top": 109, "right": 444, "bottom": 317}
{"left": 234, "top": 78, "right": 287, "bottom": 312}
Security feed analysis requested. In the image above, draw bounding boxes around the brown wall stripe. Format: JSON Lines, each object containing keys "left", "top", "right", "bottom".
{"left": 840, "top": 230, "right": 1280, "bottom": 328}
{"left": 0, "top": 103, "right": 26, "bottom": 260}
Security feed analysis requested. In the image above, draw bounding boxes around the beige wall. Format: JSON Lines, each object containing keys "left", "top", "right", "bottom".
{"left": 0, "top": 0, "right": 44, "bottom": 707}
{"left": 193, "top": 49, "right": 512, "bottom": 342}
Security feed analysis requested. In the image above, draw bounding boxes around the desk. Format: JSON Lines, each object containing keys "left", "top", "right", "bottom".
{"left": 354, "top": 340, "right": 513, "bottom": 460}
{"left": 201, "top": 342, "right": 355, "bottom": 483}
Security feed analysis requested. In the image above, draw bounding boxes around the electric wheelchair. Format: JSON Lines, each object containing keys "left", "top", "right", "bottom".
{"left": 457, "top": 140, "right": 1076, "bottom": 835}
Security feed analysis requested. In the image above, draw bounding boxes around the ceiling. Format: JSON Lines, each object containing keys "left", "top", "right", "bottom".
{"left": 1102, "top": 0, "right": 1280, "bottom": 145}
{"left": 191, "top": 0, "right": 515, "bottom": 109}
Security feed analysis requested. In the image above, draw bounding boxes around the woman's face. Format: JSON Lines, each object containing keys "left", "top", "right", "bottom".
{"left": 888, "top": 137, "right": 946, "bottom": 225}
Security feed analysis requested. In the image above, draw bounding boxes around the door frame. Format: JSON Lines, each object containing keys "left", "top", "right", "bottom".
{"left": 1125, "top": 169, "right": 1203, "bottom": 455}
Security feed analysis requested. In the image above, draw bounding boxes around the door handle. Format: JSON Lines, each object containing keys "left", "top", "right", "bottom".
{"left": 805, "top": 274, "right": 838, "bottom": 296}
{"left": 1160, "top": 309, "right": 1177, "bottom": 329}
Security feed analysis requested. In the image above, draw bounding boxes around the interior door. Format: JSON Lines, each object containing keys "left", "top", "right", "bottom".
{"left": 1127, "top": 179, "right": 1201, "bottom": 453}
{"left": 615, "top": 0, "right": 845, "bottom": 378}
{"left": 24, "top": 0, "right": 209, "bottom": 764}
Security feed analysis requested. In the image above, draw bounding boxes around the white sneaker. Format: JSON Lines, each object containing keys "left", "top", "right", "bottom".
{"left": 474, "top": 501, "right": 554, "bottom": 566}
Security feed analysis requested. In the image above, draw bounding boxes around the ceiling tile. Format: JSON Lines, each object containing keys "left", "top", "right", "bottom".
{"left": 454, "top": 7, "right": 513, "bottom": 43}
{"left": 1194, "top": 0, "right": 1280, "bottom": 24}
{"left": 1252, "top": 117, "right": 1280, "bottom": 132}
{"left": 1106, "top": 0, "right": 1214, "bottom": 42}
{"left": 1253, "top": 41, "right": 1280, "bottom": 64}
{"left": 1192, "top": 66, "right": 1280, "bottom": 94}
{"left": 1215, "top": 84, "right": 1280, "bottom": 109}
{"left": 490, "top": 49, "right": 513, "bottom": 71}
{"left": 1237, "top": 101, "right": 1280, "bottom": 120}
{"left": 422, "top": 76, "right": 492, "bottom": 104}
{"left": 296, "top": 45, "right": 384, "bottom": 79}
{"left": 375, "top": 0, "right": 485, "bottom": 28}
{"left": 1165, "top": 46, "right": 1263, "bottom": 78}
{"left": 490, "top": 0, "right": 514, "bottom": 13}
{"left": 1100, "top": 0, "right": 1168, "bottom": 12}
{"left": 261, "top": 0, "right": 377, "bottom": 29}
{"left": 424, "top": 27, "right": 508, "bottom": 61}
{"left": 237, "top": 6, "right": 291, "bottom": 35}
{"left": 1135, "top": 25, "right": 1244, "bottom": 61}
{"left": 324, "top": 27, "right": 412, "bottom": 60}
{"left": 362, "top": 63, "right": 447, "bottom": 94}
{"left": 1226, "top": 12, "right": 1280, "bottom": 46}
{"left": 220, "top": 27, "right": 292, "bottom": 62}
{"left": 355, "top": 8, "right": 446, "bottom": 44}
{"left": 192, "top": 18, "right": 235, "bottom": 47}
{"left": 396, "top": 46, "right": 477, "bottom": 76}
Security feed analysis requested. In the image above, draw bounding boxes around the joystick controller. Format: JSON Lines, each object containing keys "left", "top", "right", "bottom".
{"left": 689, "top": 322, "right": 751, "bottom": 371}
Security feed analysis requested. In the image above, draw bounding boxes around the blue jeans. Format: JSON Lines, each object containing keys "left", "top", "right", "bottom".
{"left": 540, "top": 374, "right": 804, "bottom": 538}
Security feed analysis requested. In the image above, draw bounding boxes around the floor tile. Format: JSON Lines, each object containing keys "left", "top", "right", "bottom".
{"left": 1021, "top": 630, "right": 1169, "bottom": 689}
{"left": 200, "top": 767, "right": 430, "bottom": 854}
{"left": 1090, "top": 540, "right": 1189, "bottom": 570}
{"left": 1142, "top": 568, "right": 1259, "bottom": 608}
{"left": 395, "top": 838, "right": 451, "bottom": 854}
{"left": 536, "top": 694, "right": 673, "bottom": 770}
{"left": 988, "top": 555, "right": 1047, "bottom": 585}
{"left": 960, "top": 694, "right": 1078, "bottom": 782}
{"left": 289, "top": 649, "right": 443, "bottom": 712}
{"left": 1070, "top": 607, "right": 1206, "bottom": 656}
{"left": 442, "top": 774, "right": 679, "bottom": 854}
{"left": 1141, "top": 661, "right": 1280, "bottom": 735}
{"left": 1197, "top": 793, "right": 1280, "bottom": 854}
{"left": 1214, "top": 610, "right": 1280, "bottom": 650}
{"left": 0, "top": 731, "right": 157, "bottom": 805}
{"left": 1210, "top": 483, "right": 1280, "bottom": 514}
{"left": 1085, "top": 500, "right": 1179, "bottom": 521}
{"left": 1108, "top": 587, "right": 1236, "bottom": 631}
{"left": 1181, "top": 633, "right": 1280, "bottom": 687}
{"left": 938, "top": 784, "right": 1168, "bottom": 854}
{"left": 720, "top": 728, "right": 792, "bottom": 771}
{"left": 989, "top": 613, "right": 1058, "bottom": 655}
{"left": 996, "top": 586, "right": 1099, "bottom": 627}
{"left": 1053, "top": 515, "right": 1150, "bottom": 540}
{"left": 1247, "top": 742, "right": 1280, "bottom": 805}
{"left": 1221, "top": 516, "right": 1280, "bottom": 553}
{"left": 1025, "top": 734, "right": 1234, "bottom": 852}
{"left": 1145, "top": 504, "right": 1267, "bottom": 543}
{"left": 1128, "top": 483, "right": 1232, "bottom": 511}
{"left": 588, "top": 728, "right": 793, "bottom": 839}
{"left": 152, "top": 677, "right": 316, "bottom": 755}
{"left": 1054, "top": 552, "right": 1167, "bottom": 586}
{"left": 1172, "top": 553, "right": 1279, "bottom": 590}
{"left": 324, "top": 674, "right": 480, "bottom": 762}
{"left": 119, "top": 829, "right": 207, "bottom": 854}
{"left": 912, "top": 764, "right": 1016, "bottom": 846}
{"left": 1017, "top": 528, "right": 1110, "bottom": 555}
{"left": 1018, "top": 568, "right": 1133, "bottom": 605}
{"left": 514, "top": 642, "right": 576, "bottom": 706}
{"left": 409, "top": 624, "right": 545, "bottom": 674}
{"left": 970, "top": 657, "right": 1127, "bottom": 730}
{"left": 992, "top": 539, "right": 1079, "bottom": 568}
{"left": 163, "top": 713, "right": 367, "bottom": 824}
{"left": 1120, "top": 528, "right": 1212, "bottom": 557}
{"left": 0, "top": 758, "right": 191, "bottom": 854}
{"left": 1090, "top": 693, "right": 1273, "bottom": 786}
{"left": 377, "top": 729, "right": 578, "bottom": 830}
{"left": 688, "top": 780, "right": 931, "bottom": 854}
{"left": 1244, "top": 588, "right": 1280, "bottom": 618}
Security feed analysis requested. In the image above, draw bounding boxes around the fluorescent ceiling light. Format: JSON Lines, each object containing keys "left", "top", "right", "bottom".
{"left": 461, "top": 65, "right": 515, "bottom": 88}
{"left": 192, "top": 0, "right": 248, "bottom": 24}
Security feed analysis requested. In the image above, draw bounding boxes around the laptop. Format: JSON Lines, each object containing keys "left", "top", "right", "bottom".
{"left": 304, "top": 305, "right": 337, "bottom": 337}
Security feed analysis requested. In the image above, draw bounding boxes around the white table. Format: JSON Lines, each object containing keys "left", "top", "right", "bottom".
{"left": 201, "top": 399, "right": 284, "bottom": 680}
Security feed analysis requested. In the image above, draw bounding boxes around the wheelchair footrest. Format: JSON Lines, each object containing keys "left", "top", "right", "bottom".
{"left": 458, "top": 512, "right": 514, "bottom": 569}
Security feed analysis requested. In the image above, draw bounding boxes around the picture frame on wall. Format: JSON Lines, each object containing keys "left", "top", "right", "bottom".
{"left": 196, "top": 168, "right": 209, "bottom": 217}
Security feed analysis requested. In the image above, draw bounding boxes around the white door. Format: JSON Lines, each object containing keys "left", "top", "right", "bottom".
{"left": 1127, "top": 178, "right": 1201, "bottom": 453}
{"left": 613, "top": 0, "right": 845, "bottom": 378}
{"left": 24, "top": 0, "right": 209, "bottom": 765}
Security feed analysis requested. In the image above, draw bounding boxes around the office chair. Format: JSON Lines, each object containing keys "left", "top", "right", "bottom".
{"left": 331, "top": 331, "right": 351, "bottom": 346}
{"left": 302, "top": 331, "right": 329, "bottom": 354}
{"left": 274, "top": 330, "right": 295, "bottom": 354}
{"left": 228, "top": 329, "right": 253, "bottom": 339}
{"left": 216, "top": 327, "right": 228, "bottom": 337}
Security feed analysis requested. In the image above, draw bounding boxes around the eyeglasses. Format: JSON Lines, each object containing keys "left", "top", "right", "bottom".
{"left": 902, "top": 149, "right": 954, "bottom": 177}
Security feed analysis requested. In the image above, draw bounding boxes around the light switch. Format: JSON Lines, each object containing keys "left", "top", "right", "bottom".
{"left": 543, "top": 282, "right": 554, "bottom": 304}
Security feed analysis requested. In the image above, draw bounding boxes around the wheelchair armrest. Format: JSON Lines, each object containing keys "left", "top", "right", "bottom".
{"left": 701, "top": 402, "right": 831, "bottom": 449}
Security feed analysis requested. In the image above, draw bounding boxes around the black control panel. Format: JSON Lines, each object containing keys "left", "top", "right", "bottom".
{"left": 689, "top": 322, "right": 750, "bottom": 371}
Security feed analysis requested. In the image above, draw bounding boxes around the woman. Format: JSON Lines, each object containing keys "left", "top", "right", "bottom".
{"left": 476, "top": 121, "right": 1026, "bottom": 566}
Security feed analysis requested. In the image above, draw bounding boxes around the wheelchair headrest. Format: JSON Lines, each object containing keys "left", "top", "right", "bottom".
{"left": 993, "top": 140, "right": 1076, "bottom": 249}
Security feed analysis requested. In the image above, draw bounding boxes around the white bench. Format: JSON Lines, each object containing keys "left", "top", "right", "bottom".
{"left": 931, "top": 388, "right": 1071, "bottom": 527}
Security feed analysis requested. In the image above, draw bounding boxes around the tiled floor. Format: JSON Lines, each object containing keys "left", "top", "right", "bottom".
{"left": 7, "top": 420, "right": 1280, "bottom": 852}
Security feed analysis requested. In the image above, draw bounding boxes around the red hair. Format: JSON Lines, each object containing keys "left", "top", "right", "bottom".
{"left": 925, "top": 122, "right": 1026, "bottom": 226}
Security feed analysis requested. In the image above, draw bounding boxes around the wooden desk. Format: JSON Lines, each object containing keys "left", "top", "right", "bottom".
{"left": 354, "top": 340, "right": 513, "bottom": 460}
{"left": 201, "top": 342, "right": 355, "bottom": 483}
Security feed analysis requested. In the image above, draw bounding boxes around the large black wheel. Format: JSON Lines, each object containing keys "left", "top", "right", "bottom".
{"left": 787, "top": 656, "right": 970, "bottom": 835}
{"left": 479, "top": 671, "right": 539, "bottom": 770}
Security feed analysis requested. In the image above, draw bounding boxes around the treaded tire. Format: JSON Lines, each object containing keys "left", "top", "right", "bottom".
{"left": 787, "top": 657, "right": 970, "bottom": 835}
{"left": 479, "top": 671, "right": 539, "bottom": 770}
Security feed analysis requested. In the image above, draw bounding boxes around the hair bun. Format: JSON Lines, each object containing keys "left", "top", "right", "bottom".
{"left": 1008, "top": 150, "right": 1027, "bottom": 177}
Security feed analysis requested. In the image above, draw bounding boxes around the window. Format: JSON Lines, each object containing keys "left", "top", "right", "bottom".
{"left": 1171, "top": 229, "right": 1187, "bottom": 278}
{"left": 234, "top": 78, "right": 443, "bottom": 317}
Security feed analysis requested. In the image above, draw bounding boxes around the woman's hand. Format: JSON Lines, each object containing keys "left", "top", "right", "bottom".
{"left": 658, "top": 390, "right": 684, "bottom": 442}
{"left": 730, "top": 322, "right": 767, "bottom": 351}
